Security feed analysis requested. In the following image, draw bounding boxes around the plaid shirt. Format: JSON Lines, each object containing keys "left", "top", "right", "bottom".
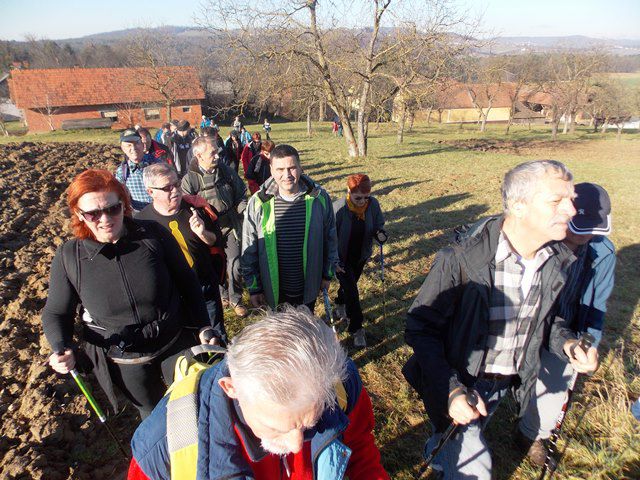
{"left": 115, "top": 159, "right": 158, "bottom": 211}
{"left": 483, "top": 232, "right": 554, "bottom": 375}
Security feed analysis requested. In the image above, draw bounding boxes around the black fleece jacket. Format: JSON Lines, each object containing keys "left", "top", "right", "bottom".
{"left": 41, "top": 218, "right": 209, "bottom": 353}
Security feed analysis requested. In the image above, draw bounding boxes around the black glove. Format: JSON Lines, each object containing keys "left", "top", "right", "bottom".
{"left": 375, "top": 229, "right": 388, "bottom": 244}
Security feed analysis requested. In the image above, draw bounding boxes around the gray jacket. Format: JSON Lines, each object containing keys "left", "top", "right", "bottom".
{"left": 333, "top": 196, "right": 385, "bottom": 265}
{"left": 241, "top": 175, "right": 338, "bottom": 308}
{"left": 181, "top": 161, "right": 247, "bottom": 237}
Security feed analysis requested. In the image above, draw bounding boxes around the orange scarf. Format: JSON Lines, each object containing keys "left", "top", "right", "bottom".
{"left": 346, "top": 193, "right": 369, "bottom": 221}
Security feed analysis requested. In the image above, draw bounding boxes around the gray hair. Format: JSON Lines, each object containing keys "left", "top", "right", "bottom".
{"left": 502, "top": 160, "right": 573, "bottom": 213}
{"left": 226, "top": 306, "right": 348, "bottom": 411}
{"left": 142, "top": 163, "right": 178, "bottom": 188}
{"left": 191, "top": 136, "right": 217, "bottom": 157}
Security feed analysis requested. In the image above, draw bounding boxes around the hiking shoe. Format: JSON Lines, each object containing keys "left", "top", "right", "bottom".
{"left": 334, "top": 303, "right": 347, "bottom": 320}
{"left": 353, "top": 328, "right": 367, "bottom": 348}
{"left": 515, "top": 430, "right": 548, "bottom": 467}
{"left": 233, "top": 304, "right": 248, "bottom": 318}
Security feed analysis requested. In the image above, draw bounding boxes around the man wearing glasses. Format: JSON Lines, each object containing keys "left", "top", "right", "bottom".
{"left": 137, "top": 163, "right": 227, "bottom": 344}
{"left": 115, "top": 129, "right": 162, "bottom": 212}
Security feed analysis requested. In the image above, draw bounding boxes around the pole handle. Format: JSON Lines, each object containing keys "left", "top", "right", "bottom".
{"left": 569, "top": 332, "right": 595, "bottom": 359}
{"left": 466, "top": 390, "right": 479, "bottom": 408}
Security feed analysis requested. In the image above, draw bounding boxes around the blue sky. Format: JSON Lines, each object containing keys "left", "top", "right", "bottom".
{"left": 0, "top": 0, "right": 638, "bottom": 41}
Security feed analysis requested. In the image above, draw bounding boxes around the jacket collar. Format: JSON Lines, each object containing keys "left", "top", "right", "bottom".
{"left": 79, "top": 216, "right": 138, "bottom": 260}
{"left": 257, "top": 174, "right": 319, "bottom": 203}
{"left": 199, "top": 360, "right": 350, "bottom": 471}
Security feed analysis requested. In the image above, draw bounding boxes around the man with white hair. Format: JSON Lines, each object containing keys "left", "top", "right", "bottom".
{"left": 127, "top": 307, "right": 389, "bottom": 480}
{"left": 403, "top": 160, "right": 600, "bottom": 479}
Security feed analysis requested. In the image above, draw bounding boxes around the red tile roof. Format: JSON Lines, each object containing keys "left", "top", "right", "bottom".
{"left": 437, "top": 82, "right": 554, "bottom": 109}
{"left": 9, "top": 67, "right": 205, "bottom": 109}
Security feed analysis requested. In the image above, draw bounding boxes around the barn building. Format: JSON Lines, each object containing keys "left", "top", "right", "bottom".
{"left": 8, "top": 66, "right": 205, "bottom": 132}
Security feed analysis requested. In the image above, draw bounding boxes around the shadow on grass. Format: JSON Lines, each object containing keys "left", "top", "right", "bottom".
{"left": 378, "top": 420, "right": 430, "bottom": 478}
{"left": 383, "top": 145, "right": 460, "bottom": 159}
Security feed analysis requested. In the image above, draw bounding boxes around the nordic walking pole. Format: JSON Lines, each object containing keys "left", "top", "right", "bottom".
{"left": 417, "top": 390, "right": 479, "bottom": 479}
{"left": 322, "top": 288, "right": 336, "bottom": 333}
{"left": 538, "top": 332, "right": 595, "bottom": 480}
{"left": 379, "top": 242, "right": 386, "bottom": 322}
{"left": 55, "top": 353, "right": 129, "bottom": 458}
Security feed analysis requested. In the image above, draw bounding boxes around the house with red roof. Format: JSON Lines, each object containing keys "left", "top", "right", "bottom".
{"left": 8, "top": 66, "right": 205, "bottom": 132}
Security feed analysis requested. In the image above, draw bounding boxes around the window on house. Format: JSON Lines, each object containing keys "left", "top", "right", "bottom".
{"left": 100, "top": 110, "right": 118, "bottom": 121}
{"left": 182, "top": 106, "right": 191, "bottom": 113}
{"left": 144, "top": 108, "right": 161, "bottom": 120}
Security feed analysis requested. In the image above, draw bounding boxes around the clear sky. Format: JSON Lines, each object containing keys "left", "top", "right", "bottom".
{"left": 0, "top": 0, "right": 638, "bottom": 41}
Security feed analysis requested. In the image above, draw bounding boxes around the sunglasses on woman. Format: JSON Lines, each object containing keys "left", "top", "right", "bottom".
{"left": 79, "top": 201, "right": 123, "bottom": 222}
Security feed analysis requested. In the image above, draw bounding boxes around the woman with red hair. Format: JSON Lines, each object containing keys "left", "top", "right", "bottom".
{"left": 42, "top": 169, "right": 213, "bottom": 419}
{"left": 333, "top": 174, "right": 387, "bottom": 348}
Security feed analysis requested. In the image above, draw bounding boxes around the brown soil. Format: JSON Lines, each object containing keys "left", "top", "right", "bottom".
{"left": 435, "top": 137, "right": 578, "bottom": 154}
{"left": 0, "top": 142, "right": 136, "bottom": 479}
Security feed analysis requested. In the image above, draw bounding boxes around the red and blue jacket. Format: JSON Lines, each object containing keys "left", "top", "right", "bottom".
{"left": 128, "top": 358, "right": 388, "bottom": 480}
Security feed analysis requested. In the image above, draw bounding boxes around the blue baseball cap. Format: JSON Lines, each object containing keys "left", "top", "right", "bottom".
{"left": 569, "top": 183, "right": 612, "bottom": 235}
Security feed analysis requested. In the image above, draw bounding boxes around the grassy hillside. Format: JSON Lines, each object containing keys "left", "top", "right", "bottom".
{"left": 3, "top": 121, "right": 638, "bottom": 479}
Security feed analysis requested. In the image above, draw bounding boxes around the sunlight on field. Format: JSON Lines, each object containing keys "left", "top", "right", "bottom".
{"left": 1, "top": 121, "right": 638, "bottom": 479}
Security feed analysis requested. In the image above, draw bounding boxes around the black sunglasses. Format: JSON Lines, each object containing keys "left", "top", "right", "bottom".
{"left": 149, "top": 181, "right": 181, "bottom": 193}
{"left": 79, "top": 201, "right": 123, "bottom": 222}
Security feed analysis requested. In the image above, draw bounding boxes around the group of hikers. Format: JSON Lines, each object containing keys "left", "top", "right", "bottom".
{"left": 40, "top": 118, "right": 615, "bottom": 480}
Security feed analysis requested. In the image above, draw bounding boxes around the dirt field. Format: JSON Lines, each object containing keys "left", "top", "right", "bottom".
{"left": 0, "top": 143, "right": 133, "bottom": 479}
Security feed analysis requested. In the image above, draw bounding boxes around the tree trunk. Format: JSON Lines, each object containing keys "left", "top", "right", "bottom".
{"left": 562, "top": 114, "right": 569, "bottom": 134}
{"left": 396, "top": 106, "right": 406, "bottom": 144}
{"left": 569, "top": 110, "right": 577, "bottom": 134}
{"left": 165, "top": 100, "right": 172, "bottom": 122}
{"left": 342, "top": 117, "right": 359, "bottom": 157}
{"left": 601, "top": 117, "right": 609, "bottom": 134}
{"left": 617, "top": 125, "right": 623, "bottom": 141}
{"left": 505, "top": 104, "right": 515, "bottom": 134}
{"left": 318, "top": 98, "right": 326, "bottom": 122}
{"left": 306, "top": 105, "right": 312, "bottom": 137}
{"left": 425, "top": 107, "right": 432, "bottom": 126}
{"left": 480, "top": 111, "right": 488, "bottom": 132}
{"left": 356, "top": 82, "right": 370, "bottom": 157}
{"left": 552, "top": 120, "right": 559, "bottom": 140}
{"left": 408, "top": 110, "right": 415, "bottom": 131}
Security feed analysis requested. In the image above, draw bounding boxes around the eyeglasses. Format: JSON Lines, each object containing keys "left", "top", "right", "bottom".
{"left": 79, "top": 201, "right": 123, "bottom": 222}
{"left": 351, "top": 195, "right": 370, "bottom": 201}
{"left": 149, "top": 181, "right": 181, "bottom": 193}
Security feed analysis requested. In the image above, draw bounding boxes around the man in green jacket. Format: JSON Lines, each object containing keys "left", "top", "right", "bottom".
{"left": 241, "top": 144, "right": 338, "bottom": 310}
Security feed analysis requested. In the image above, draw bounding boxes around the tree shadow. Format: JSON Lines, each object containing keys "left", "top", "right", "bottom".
{"left": 383, "top": 145, "right": 460, "bottom": 159}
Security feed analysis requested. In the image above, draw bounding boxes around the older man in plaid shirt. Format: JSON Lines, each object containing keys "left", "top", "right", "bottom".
{"left": 403, "top": 160, "right": 600, "bottom": 479}
{"left": 115, "top": 129, "right": 163, "bottom": 212}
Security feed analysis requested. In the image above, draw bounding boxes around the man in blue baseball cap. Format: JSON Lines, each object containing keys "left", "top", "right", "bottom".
{"left": 517, "top": 182, "right": 615, "bottom": 465}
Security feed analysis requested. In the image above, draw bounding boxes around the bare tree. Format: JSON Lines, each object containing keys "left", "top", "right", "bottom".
{"left": 200, "top": 0, "right": 476, "bottom": 158}
{"left": 590, "top": 79, "right": 638, "bottom": 140}
{"left": 126, "top": 30, "right": 195, "bottom": 121}
{"left": 502, "top": 54, "right": 546, "bottom": 134}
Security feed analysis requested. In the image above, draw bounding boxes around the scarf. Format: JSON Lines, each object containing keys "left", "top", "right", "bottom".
{"left": 346, "top": 193, "right": 369, "bottom": 221}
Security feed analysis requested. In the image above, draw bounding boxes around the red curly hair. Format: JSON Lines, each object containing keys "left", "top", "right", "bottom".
{"left": 67, "top": 169, "right": 132, "bottom": 240}
{"left": 347, "top": 174, "right": 371, "bottom": 194}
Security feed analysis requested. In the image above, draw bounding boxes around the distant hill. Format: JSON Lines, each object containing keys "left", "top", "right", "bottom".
{"left": 21, "top": 27, "right": 640, "bottom": 56}
{"left": 485, "top": 35, "right": 640, "bottom": 55}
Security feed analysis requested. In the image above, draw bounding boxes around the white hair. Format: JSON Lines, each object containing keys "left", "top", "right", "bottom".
{"left": 226, "top": 306, "right": 348, "bottom": 411}
{"left": 502, "top": 160, "right": 573, "bottom": 214}
{"left": 142, "top": 163, "right": 178, "bottom": 188}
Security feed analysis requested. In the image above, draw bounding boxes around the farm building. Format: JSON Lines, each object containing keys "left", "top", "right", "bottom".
{"left": 395, "top": 81, "right": 550, "bottom": 125}
{"left": 8, "top": 67, "right": 205, "bottom": 132}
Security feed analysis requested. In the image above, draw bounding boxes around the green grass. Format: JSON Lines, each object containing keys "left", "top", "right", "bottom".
{"left": 5, "top": 120, "right": 640, "bottom": 478}
{"left": 605, "top": 71, "right": 640, "bottom": 89}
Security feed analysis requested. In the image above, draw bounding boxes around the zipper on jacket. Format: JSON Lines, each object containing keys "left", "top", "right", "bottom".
{"left": 116, "top": 252, "right": 142, "bottom": 325}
